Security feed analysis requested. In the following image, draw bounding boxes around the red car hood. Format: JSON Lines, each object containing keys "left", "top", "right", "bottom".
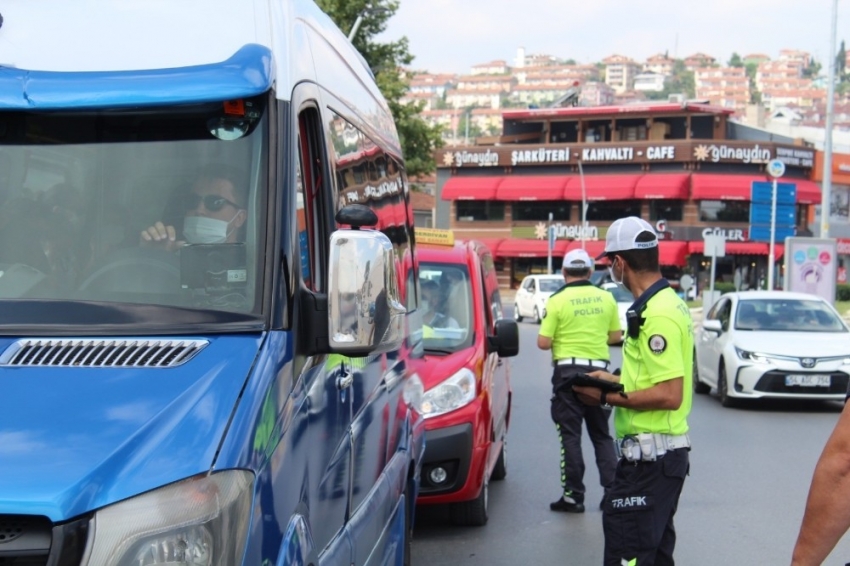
{"left": 416, "top": 348, "right": 477, "bottom": 390}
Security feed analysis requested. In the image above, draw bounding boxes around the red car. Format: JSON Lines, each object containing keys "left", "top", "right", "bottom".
{"left": 412, "top": 231, "right": 519, "bottom": 526}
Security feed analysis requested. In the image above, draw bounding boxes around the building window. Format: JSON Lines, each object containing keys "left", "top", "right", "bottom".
{"left": 585, "top": 200, "right": 641, "bottom": 221}
{"left": 456, "top": 201, "right": 505, "bottom": 221}
{"left": 649, "top": 200, "right": 684, "bottom": 221}
{"left": 698, "top": 200, "right": 750, "bottom": 222}
{"left": 512, "top": 201, "right": 570, "bottom": 221}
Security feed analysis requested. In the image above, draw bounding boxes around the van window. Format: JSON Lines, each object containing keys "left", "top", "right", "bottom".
{"left": 419, "top": 262, "right": 473, "bottom": 352}
{"left": 328, "top": 109, "right": 415, "bottom": 308}
{"left": 481, "top": 251, "right": 502, "bottom": 321}
{"left": 0, "top": 96, "right": 269, "bottom": 326}
{"left": 297, "top": 106, "right": 330, "bottom": 292}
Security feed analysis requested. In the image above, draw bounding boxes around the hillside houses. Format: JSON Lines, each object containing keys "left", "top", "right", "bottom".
{"left": 405, "top": 46, "right": 840, "bottom": 145}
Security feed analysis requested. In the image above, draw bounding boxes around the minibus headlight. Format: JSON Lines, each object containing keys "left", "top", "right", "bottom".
{"left": 84, "top": 471, "right": 254, "bottom": 566}
{"left": 420, "top": 368, "right": 476, "bottom": 419}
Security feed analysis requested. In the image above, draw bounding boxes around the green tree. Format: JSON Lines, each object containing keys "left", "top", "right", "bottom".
{"left": 315, "top": 0, "right": 443, "bottom": 177}
{"left": 837, "top": 40, "right": 847, "bottom": 79}
{"left": 744, "top": 62, "right": 760, "bottom": 104}
{"left": 803, "top": 58, "right": 822, "bottom": 79}
{"left": 643, "top": 60, "right": 694, "bottom": 100}
{"left": 728, "top": 52, "right": 743, "bottom": 68}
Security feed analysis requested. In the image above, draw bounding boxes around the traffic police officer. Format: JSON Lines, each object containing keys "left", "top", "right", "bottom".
{"left": 573, "top": 217, "right": 693, "bottom": 565}
{"left": 538, "top": 248, "right": 622, "bottom": 513}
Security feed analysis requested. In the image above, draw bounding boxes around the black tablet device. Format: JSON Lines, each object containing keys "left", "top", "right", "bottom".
{"left": 572, "top": 373, "right": 625, "bottom": 393}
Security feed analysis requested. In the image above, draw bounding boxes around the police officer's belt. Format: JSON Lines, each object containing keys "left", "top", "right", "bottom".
{"left": 555, "top": 358, "right": 609, "bottom": 369}
{"left": 616, "top": 433, "right": 691, "bottom": 462}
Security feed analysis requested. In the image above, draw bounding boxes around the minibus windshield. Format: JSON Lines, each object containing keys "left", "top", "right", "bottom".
{"left": 0, "top": 96, "right": 269, "bottom": 332}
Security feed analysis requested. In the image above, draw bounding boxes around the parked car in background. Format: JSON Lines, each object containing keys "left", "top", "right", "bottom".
{"left": 694, "top": 291, "right": 850, "bottom": 407}
{"left": 600, "top": 282, "right": 633, "bottom": 341}
{"left": 514, "top": 274, "right": 564, "bottom": 323}
{"left": 413, "top": 230, "right": 519, "bottom": 526}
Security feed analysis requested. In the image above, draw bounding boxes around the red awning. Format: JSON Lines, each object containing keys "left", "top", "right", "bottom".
{"left": 472, "top": 238, "right": 505, "bottom": 256}
{"left": 497, "top": 239, "right": 569, "bottom": 258}
{"left": 563, "top": 175, "right": 640, "bottom": 201}
{"left": 495, "top": 176, "right": 570, "bottom": 201}
{"left": 635, "top": 174, "right": 690, "bottom": 199}
{"left": 563, "top": 239, "right": 607, "bottom": 260}
{"left": 794, "top": 180, "right": 821, "bottom": 204}
{"left": 687, "top": 241, "right": 769, "bottom": 255}
{"left": 658, "top": 241, "right": 688, "bottom": 266}
{"left": 441, "top": 176, "right": 503, "bottom": 200}
{"left": 690, "top": 174, "right": 767, "bottom": 201}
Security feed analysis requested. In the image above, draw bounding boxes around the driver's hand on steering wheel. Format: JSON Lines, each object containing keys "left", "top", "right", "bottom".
{"left": 140, "top": 221, "right": 185, "bottom": 252}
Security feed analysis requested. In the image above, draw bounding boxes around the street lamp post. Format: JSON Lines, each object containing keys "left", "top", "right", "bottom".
{"left": 821, "top": 0, "right": 839, "bottom": 238}
{"left": 348, "top": 13, "right": 366, "bottom": 41}
{"left": 348, "top": 4, "right": 389, "bottom": 42}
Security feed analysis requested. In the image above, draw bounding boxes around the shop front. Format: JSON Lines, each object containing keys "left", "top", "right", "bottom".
{"left": 435, "top": 103, "right": 819, "bottom": 293}
{"left": 813, "top": 151, "right": 850, "bottom": 282}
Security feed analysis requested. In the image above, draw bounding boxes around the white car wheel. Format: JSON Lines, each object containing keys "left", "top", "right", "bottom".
{"left": 694, "top": 350, "right": 710, "bottom": 394}
{"left": 514, "top": 303, "right": 523, "bottom": 322}
{"left": 717, "top": 361, "right": 738, "bottom": 408}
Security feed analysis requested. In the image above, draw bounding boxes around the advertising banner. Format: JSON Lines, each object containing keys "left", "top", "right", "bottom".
{"left": 783, "top": 237, "right": 838, "bottom": 302}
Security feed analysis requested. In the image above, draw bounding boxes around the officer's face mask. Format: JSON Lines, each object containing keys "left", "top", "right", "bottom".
{"left": 183, "top": 213, "right": 238, "bottom": 244}
{"left": 608, "top": 256, "right": 624, "bottom": 286}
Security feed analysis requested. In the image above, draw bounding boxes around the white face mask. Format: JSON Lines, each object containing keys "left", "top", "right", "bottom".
{"left": 608, "top": 257, "right": 624, "bottom": 286}
{"left": 183, "top": 214, "right": 236, "bottom": 244}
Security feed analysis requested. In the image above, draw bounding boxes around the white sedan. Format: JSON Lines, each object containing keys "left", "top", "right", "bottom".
{"left": 514, "top": 274, "right": 564, "bottom": 324}
{"left": 600, "top": 282, "right": 633, "bottom": 336}
{"left": 694, "top": 291, "right": 850, "bottom": 407}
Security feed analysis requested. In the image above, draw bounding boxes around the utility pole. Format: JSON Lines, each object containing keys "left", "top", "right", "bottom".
{"left": 578, "top": 161, "right": 587, "bottom": 250}
{"left": 821, "top": 0, "right": 839, "bottom": 238}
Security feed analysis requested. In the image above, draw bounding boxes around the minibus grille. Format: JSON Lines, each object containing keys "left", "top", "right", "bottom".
{"left": 0, "top": 339, "right": 208, "bottom": 368}
{"left": 0, "top": 514, "right": 89, "bottom": 565}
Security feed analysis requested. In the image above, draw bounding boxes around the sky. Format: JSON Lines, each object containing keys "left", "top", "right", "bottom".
{"left": 378, "top": 0, "right": 846, "bottom": 75}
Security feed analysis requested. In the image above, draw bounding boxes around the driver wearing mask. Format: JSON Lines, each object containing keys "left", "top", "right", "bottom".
{"left": 140, "top": 167, "right": 247, "bottom": 251}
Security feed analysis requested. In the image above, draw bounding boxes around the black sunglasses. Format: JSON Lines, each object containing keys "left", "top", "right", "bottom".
{"left": 184, "top": 194, "right": 241, "bottom": 212}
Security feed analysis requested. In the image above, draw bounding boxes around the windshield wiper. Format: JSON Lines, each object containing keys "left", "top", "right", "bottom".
{"left": 424, "top": 347, "right": 455, "bottom": 355}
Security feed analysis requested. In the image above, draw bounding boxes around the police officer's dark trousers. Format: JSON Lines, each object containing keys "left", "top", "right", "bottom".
{"left": 602, "top": 447, "right": 689, "bottom": 566}
{"left": 551, "top": 364, "right": 617, "bottom": 503}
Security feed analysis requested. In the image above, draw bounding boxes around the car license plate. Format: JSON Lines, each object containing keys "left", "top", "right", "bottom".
{"left": 785, "top": 374, "right": 831, "bottom": 387}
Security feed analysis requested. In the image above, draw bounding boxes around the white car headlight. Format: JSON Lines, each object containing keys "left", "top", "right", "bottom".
{"left": 420, "top": 368, "right": 476, "bottom": 419}
{"left": 735, "top": 348, "right": 771, "bottom": 364}
{"left": 84, "top": 470, "right": 254, "bottom": 566}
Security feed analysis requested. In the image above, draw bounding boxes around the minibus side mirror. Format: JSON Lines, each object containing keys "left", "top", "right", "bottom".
{"left": 488, "top": 318, "right": 519, "bottom": 358}
{"left": 328, "top": 229, "right": 406, "bottom": 357}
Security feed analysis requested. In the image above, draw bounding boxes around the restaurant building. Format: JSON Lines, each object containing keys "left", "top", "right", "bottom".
{"left": 813, "top": 150, "right": 850, "bottom": 283}
{"left": 434, "top": 102, "right": 819, "bottom": 293}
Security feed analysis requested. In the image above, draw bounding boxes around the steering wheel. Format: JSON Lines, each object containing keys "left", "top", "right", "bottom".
{"left": 78, "top": 246, "right": 181, "bottom": 294}
{"left": 0, "top": 262, "right": 49, "bottom": 298}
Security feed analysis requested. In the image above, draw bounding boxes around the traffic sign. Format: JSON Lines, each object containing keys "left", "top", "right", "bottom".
{"left": 767, "top": 159, "right": 786, "bottom": 178}
{"left": 749, "top": 225, "right": 796, "bottom": 242}
{"left": 704, "top": 235, "right": 726, "bottom": 258}
{"left": 750, "top": 203, "right": 796, "bottom": 225}
{"left": 751, "top": 181, "right": 796, "bottom": 205}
